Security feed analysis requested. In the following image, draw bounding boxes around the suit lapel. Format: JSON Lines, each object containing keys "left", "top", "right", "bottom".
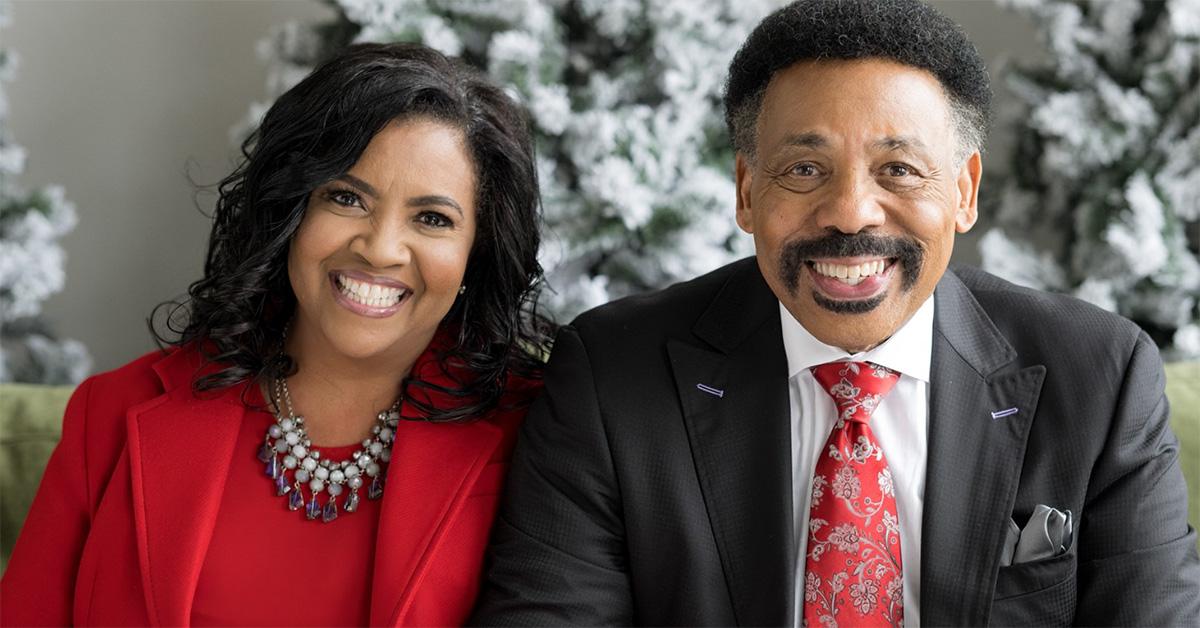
{"left": 669, "top": 260, "right": 793, "bottom": 626}
{"left": 127, "top": 349, "right": 245, "bottom": 626}
{"left": 369, "top": 398, "right": 503, "bottom": 626}
{"left": 920, "top": 271, "right": 1045, "bottom": 625}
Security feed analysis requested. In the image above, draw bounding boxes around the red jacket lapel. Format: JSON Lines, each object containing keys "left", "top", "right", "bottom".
{"left": 369, "top": 416, "right": 503, "bottom": 626}
{"left": 126, "top": 348, "right": 245, "bottom": 626}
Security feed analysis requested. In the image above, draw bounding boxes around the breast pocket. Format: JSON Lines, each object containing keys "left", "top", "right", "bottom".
{"left": 990, "top": 534, "right": 1077, "bottom": 625}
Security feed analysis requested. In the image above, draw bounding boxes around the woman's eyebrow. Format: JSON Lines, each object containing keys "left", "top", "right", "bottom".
{"left": 408, "top": 195, "right": 464, "bottom": 218}
{"left": 336, "top": 174, "right": 380, "bottom": 199}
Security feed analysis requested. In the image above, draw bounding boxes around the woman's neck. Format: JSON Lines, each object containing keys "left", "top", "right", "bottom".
{"left": 275, "top": 324, "right": 433, "bottom": 447}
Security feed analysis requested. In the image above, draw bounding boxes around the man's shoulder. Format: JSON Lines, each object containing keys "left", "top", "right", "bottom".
{"left": 949, "top": 265, "right": 1149, "bottom": 361}
{"left": 571, "top": 257, "right": 760, "bottom": 337}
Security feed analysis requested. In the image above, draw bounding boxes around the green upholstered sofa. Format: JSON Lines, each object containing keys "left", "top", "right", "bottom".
{"left": 2, "top": 364, "right": 1199, "bottom": 574}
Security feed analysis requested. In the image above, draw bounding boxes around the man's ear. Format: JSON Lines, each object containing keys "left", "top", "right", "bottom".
{"left": 735, "top": 153, "right": 755, "bottom": 234}
{"left": 955, "top": 151, "right": 982, "bottom": 233}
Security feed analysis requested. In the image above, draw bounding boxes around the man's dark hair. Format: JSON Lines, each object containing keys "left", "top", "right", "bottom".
{"left": 724, "top": 0, "right": 992, "bottom": 163}
{"left": 152, "top": 43, "right": 554, "bottom": 422}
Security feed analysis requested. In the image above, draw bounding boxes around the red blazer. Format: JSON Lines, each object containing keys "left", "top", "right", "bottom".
{"left": 1, "top": 343, "right": 537, "bottom": 626}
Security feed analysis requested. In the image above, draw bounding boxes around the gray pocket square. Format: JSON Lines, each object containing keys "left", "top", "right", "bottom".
{"left": 1000, "top": 504, "right": 1073, "bottom": 567}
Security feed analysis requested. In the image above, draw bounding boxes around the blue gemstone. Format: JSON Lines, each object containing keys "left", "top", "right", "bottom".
{"left": 265, "top": 456, "right": 279, "bottom": 479}
{"left": 344, "top": 491, "right": 360, "bottom": 513}
{"left": 288, "top": 489, "right": 304, "bottom": 511}
{"left": 257, "top": 443, "right": 273, "bottom": 463}
{"left": 305, "top": 495, "right": 320, "bottom": 520}
{"left": 322, "top": 501, "right": 338, "bottom": 523}
{"left": 368, "top": 476, "right": 384, "bottom": 500}
{"left": 275, "top": 474, "right": 291, "bottom": 496}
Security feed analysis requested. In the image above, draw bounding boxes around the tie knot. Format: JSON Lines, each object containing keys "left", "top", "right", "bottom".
{"left": 811, "top": 361, "right": 900, "bottom": 423}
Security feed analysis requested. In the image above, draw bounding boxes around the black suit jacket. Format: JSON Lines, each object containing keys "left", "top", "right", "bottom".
{"left": 473, "top": 258, "right": 1200, "bottom": 626}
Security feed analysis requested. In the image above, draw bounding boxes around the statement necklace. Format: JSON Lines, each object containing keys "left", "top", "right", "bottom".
{"left": 258, "top": 377, "right": 399, "bottom": 523}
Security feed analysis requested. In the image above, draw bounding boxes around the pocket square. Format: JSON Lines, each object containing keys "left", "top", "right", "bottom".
{"left": 1000, "top": 504, "right": 1073, "bottom": 567}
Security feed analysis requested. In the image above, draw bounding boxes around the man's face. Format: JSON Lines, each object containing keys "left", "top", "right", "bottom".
{"left": 736, "top": 58, "right": 981, "bottom": 353}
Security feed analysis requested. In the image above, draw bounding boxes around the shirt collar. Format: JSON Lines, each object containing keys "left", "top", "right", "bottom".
{"left": 779, "top": 296, "right": 934, "bottom": 383}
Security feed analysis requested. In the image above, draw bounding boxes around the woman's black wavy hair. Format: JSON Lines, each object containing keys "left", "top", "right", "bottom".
{"left": 152, "top": 42, "right": 554, "bottom": 422}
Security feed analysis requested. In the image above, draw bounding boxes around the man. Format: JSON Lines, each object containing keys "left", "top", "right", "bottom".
{"left": 472, "top": 0, "right": 1200, "bottom": 625}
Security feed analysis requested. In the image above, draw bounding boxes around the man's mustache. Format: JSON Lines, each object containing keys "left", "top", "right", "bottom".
{"left": 779, "top": 232, "right": 924, "bottom": 294}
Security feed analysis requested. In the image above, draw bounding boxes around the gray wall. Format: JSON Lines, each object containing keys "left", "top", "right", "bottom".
{"left": 6, "top": 0, "right": 1041, "bottom": 374}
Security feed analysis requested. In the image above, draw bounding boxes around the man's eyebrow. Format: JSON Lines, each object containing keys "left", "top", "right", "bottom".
{"left": 872, "top": 135, "right": 929, "bottom": 152}
{"left": 407, "top": 195, "right": 464, "bottom": 217}
{"left": 780, "top": 132, "right": 828, "bottom": 149}
{"left": 336, "top": 174, "right": 379, "bottom": 199}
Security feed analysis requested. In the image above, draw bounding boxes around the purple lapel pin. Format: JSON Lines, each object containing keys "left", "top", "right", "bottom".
{"left": 991, "top": 407, "right": 1019, "bottom": 420}
{"left": 696, "top": 383, "right": 724, "bottom": 398}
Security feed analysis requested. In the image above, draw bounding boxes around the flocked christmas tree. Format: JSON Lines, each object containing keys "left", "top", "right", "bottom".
{"left": 242, "top": 0, "right": 777, "bottom": 318}
{"left": 980, "top": 0, "right": 1200, "bottom": 360}
{"left": 0, "top": 0, "right": 91, "bottom": 384}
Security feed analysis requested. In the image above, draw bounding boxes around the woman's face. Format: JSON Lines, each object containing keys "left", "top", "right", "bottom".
{"left": 287, "top": 117, "right": 477, "bottom": 364}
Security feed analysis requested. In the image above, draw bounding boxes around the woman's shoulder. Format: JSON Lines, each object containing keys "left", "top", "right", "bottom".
{"left": 74, "top": 342, "right": 212, "bottom": 415}
{"left": 483, "top": 370, "right": 544, "bottom": 430}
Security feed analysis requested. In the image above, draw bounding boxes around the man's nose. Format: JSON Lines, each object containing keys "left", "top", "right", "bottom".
{"left": 814, "top": 170, "right": 886, "bottom": 234}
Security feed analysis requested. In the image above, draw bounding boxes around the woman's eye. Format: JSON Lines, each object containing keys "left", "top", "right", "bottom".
{"left": 326, "top": 188, "right": 363, "bottom": 209}
{"left": 417, "top": 211, "right": 453, "bottom": 229}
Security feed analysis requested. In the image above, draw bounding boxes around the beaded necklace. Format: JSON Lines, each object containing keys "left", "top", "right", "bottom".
{"left": 258, "top": 377, "right": 399, "bottom": 523}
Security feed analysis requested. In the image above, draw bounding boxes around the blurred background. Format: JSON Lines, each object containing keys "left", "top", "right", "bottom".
{"left": 2, "top": 0, "right": 1196, "bottom": 377}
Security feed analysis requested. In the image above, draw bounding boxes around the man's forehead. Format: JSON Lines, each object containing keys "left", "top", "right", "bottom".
{"left": 777, "top": 132, "right": 932, "bottom": 152}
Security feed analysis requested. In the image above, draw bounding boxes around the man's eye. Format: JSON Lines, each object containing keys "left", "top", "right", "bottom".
{"left": 417, "top": 211, "right": 453, "bottom": 228}
{"left": 885, "top": 164, "right": 914, "bottom": 177}
{"left": 789, "top": 163, "right": 820, "bottom": 177}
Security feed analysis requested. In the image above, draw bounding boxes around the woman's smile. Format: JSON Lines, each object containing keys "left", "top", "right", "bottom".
{"left": 330, "top": 270, "right": 413, "bottom": 318}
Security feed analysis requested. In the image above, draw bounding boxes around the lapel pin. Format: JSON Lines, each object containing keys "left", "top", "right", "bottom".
{"left": 991, "top": 407, "right": 1019, "bottom": 420}
{"left": 696, "top": 383, "right": 724, "bottom": 398}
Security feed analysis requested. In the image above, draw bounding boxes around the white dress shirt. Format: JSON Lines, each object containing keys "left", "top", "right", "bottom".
{"left": 784, "top": 297, "right": 933, "bottom": 628}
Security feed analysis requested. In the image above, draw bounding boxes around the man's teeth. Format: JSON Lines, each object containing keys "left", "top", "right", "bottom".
{"left": 812, "top": 260, "right": 888, "bottom": 286}
{"left": 336, "top": 275, "right": 405, "bottom": 307}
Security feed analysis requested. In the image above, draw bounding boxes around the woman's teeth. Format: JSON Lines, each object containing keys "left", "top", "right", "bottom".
{"left": 812, "top": 260, "right": 888, "bottom": 286}
{"left": 336, "top": 275, "right": 405, "bottom": 307}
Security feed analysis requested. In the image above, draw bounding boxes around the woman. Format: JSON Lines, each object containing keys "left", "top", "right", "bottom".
{"left": 0, "top": 43, "right": 552, "bottom": 626}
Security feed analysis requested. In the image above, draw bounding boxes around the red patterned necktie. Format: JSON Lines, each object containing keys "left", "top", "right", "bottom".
{"left": 803, "top": 361, "right": 904, "bottom": 628}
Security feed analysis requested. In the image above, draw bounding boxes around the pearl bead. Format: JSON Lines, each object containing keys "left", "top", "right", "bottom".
{"left": 295, "top": 469, "right": 310, "bottom": 483}
{"left": 379, "top": 427, "right": 393, "bottom": 441}
{"left": 330, "top": 470, "right": 345, "bottom": 483}
{"left": 315, "top": 467, "right": 329, "bottom": 481}
{"left": 302, "top": 457, "right": 317, "bottom": 471}
{"left": 357, "top": 455, "right": 371, "bottom": 468}
{"left": 348, "top": 476, "right": 363, "bottom": 489}
{"left": 309, "top": 479, "right": 325, "bottom": 492}
{"left": 328, "top": 483, "right": 344, "bottom": 496}
{"left": 369, "top": 442, "right": 383, "bottom": 455}
{"left": 345, "top": 465, "right": 360, "bottom": 478}
{"left": 268, "top": 425, "right": 283, "bottom": 438}
{"left": 380, "top": 450, "right": 391, "bottom": 463}
{"left": 366, "top": 462, "right": 380, "bottom": 477}
{"left": 362, "top": 439, "right": 372, "bottom": 448}
{"left": 281, "top": 418, "right": 295, "bottom": 431}
{"left": 274, "top": 440, "right": 289, "bottom": 453}
{"left": 292, "top": 445, "right": 307, "bottom": 459}
{"left": 311, "top": 450, "right": 321, "bottom": 459}
{"left": 285, "top": 432, "right": 299, "bottom": 445}
{"left": 283, "top": 455, "right": 298, "bottom": 469}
